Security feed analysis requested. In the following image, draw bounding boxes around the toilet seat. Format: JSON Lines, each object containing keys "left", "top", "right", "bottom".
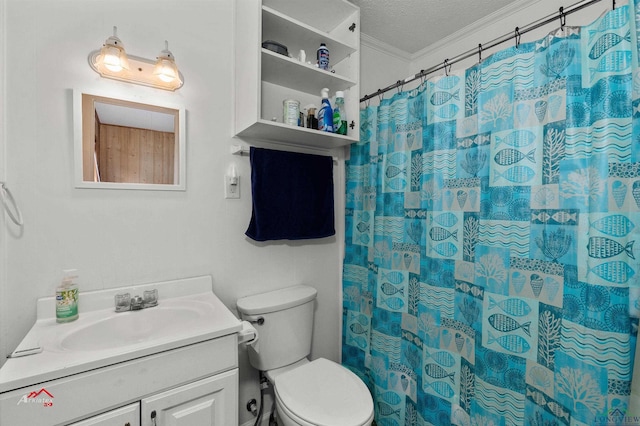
{"left": 274, "top": 358, "right": 374, "bottom": 426}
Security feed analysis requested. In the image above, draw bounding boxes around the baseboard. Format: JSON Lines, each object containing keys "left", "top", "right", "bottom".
{"left": 239, "top": 410, "right": 274, "bottom": 426}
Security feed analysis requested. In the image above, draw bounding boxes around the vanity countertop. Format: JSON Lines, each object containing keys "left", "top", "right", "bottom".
{"left": 0, "top": 275, "right": 242, "bottom": 393}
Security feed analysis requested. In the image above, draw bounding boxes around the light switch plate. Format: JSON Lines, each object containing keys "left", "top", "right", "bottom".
{"left": 224, "top": 175, "right": 240, "bottom": 199}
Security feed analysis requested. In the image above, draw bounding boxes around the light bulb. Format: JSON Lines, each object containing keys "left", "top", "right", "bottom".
{"left": 104, "top": 63, "right": 122, "bottom": 72}
{"left": 155, "top": 59, "right": 177, "bottom": 82}
{"left": 98, "top": 27, "right": 129, "bottom": 72}
{"left": 102, "top": 47, "right": 124, "bottom": 72}
{"left": 154, "top": 41, "right": 180, "bottom": 83}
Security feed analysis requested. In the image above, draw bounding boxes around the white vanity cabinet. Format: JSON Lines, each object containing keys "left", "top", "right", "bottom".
{"left": 0, "top": 335, "right": 239, "bottom": 426}
{"left": 234, "top": 0, "right": 360, "bottom": 148}
{"left": 68, "top": 403, "right": 140, "bottom": 426}
{"left": 0, "top": 276, "right": 242, "bottom": 426}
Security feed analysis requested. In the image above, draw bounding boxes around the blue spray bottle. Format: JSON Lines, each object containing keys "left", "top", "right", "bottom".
{"left": 318, "top": 88, "right": 334, "bottom": 132}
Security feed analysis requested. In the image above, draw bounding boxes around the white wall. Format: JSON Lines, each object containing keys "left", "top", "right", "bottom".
{"left": 1, "top": 1, "right": 345, "bottom": 424}
{"left": 0, "top": 0, "right": 7, "bottom": 385}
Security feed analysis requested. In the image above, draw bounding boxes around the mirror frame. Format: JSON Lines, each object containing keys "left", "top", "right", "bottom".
{"left": 73, "top": 89, "right": 186, "bottom": 190}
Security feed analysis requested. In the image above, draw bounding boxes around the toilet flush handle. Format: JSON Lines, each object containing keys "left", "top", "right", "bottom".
{"left": 244, "top": 314, "right": 265, "bottom": 326}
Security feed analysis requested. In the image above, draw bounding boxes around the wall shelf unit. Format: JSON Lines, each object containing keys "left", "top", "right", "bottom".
{"left": 234, "top": 0, "right": 360, "bottom": 149}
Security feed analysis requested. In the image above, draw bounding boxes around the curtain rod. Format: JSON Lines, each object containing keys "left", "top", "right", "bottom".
{"left": 360, "top": 0, "right": 608, "bottom": 103}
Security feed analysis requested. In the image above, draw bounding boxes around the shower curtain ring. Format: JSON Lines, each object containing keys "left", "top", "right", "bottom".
{"left": 559, "top": 7, "right": 566, "bottom": 29}
{"left": 396, "top": 80, "right": 403, "bottom": 94}
{"left": 515, "top": 27, "right": 521, "bottom": 49}
{"left": 444, "top": 59, "right": 451, "bottom": 76}
{"left": 377, "top": 89, "right": 384, "bottom": 102}
{"left": 478, "top": 44, "right": 483, "bottom": 63}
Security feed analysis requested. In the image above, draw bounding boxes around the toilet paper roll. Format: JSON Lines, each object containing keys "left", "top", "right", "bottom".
{"left": 238, "top": 320, "right": 259, "bottom": 348}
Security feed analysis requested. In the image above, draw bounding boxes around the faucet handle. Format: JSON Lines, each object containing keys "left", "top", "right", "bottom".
{"left": 115, "top": 293, "right": 131, "bottom": 312}
{"left": 143, "top": 289, "right": 158, "bottom": 307}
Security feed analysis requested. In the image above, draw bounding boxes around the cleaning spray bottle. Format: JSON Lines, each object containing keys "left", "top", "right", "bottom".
{"left": 318, "top": 88, "right": 333, "bottom": 132}
{"left": 333, "top": 91, "right": 347, "bottom": 135}
{"left": 56, "top": 269, "right": 79, "bottom": 323}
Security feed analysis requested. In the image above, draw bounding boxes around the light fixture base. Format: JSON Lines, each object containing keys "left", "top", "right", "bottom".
{"left": 88, "top": 50, "right": 184, "bottom": 91}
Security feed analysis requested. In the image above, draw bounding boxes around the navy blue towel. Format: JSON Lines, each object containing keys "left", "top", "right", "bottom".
{"left": 245, "top": 147, "right": 335, "bottom": 241}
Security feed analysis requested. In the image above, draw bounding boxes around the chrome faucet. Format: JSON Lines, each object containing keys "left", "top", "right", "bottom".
{"left": 130, "top": 295, "right": 144, "bottom": 310}
{"left": 114, "top": 289, "right": 158, "bottom": 312}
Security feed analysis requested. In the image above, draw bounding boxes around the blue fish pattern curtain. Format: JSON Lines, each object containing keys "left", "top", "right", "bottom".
{"left": 343, "top": 4, "right": 640, "bottom": 425}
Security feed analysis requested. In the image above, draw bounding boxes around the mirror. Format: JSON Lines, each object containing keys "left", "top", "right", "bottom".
{"left": 74, "top": 90, "right": 186, "bottom": 190}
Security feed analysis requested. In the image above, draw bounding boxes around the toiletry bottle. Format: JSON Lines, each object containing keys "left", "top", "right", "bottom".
{"left": 333, "top": 91, "right": 347, "bottom": 135}
{"left": 56, "top": 269, "right": 79, "bottom": 323}
{"left": 318, "top": 88, "right": 334, "bottom": 132}
{"left": 307, "top": 107, "right": 318, "bottom": 129}
{"left": 317, "top": 43, "right": 329, "bottom": 70}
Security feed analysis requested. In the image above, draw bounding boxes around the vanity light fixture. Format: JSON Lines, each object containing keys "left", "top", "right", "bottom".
{"left": 89, "top": 27, "right": 184, "bottom": 91}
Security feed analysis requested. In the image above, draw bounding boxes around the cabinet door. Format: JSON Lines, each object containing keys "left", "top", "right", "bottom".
{"left": 141, "top": 369, "right": 238, "bottom": 426}
{"left": 68, "top": 403, "right": 140, "bottom": 426}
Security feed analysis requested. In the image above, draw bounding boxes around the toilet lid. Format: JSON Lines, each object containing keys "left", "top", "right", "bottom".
{"left": 275, "top": 358, "right": 373, "bottom": 426}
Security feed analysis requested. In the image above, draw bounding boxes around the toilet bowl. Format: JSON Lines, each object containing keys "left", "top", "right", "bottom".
{"left": 236, "top": 285, "right": 374, "bottom": 426}
{"left": 271, "top": 358, "right": 374, "bottom": 426}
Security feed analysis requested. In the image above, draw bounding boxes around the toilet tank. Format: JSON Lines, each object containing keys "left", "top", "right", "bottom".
{"left": 237, "top": 285, "right": 317, "bottom": 371}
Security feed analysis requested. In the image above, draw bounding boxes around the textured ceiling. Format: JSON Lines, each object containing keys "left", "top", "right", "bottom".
{"left": 349, "top": 0, "right": 523, "bottom": 55}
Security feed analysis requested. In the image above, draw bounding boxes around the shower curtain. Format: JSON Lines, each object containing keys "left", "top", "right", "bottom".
{"left": 343, "top": 3, "right": 640, "bottom": 425}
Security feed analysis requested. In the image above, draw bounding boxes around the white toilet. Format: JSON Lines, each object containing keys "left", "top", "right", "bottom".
{"left": 237, "top": 285, "right": 374, "bottom": 426}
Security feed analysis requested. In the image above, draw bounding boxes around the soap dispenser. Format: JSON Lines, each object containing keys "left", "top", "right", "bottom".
{"left": 56, "top": 269, "right": 79, "bottom": 323}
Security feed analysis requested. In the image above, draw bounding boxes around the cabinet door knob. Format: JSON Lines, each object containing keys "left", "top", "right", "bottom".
{"left": 151, "top": 410, "right": 157, "bottom": 426}
{"left": 124, "top": 423, "right": 130, "bottom": 426}
{"left": 349, "top": 23, "right": 356, "bottom": 32}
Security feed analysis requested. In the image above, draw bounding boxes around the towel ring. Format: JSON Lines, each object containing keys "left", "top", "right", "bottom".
{"left": 0, "top": 182, "right": 24, "bottom": 226}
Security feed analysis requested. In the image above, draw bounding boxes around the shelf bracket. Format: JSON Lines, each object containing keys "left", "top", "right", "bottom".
{"left": 231, "top": 145, "right": 250, "bottom": 156}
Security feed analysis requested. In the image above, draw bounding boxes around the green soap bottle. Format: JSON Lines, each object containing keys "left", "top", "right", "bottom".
{"left": 56, "top": 269, "right": 79, "bottom": 323}
{"left": 333, "top": 91, "right": 347, "bottom": 135}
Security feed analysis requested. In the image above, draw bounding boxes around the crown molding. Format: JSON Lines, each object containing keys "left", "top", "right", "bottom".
{"left": 360, "top": 0, "right": 543, "bottom": 63}
{"left": 411, "top": 0, "right": 542, "bottom": 61}
{"left": 360, "top": 33, "right": 413, "bottom": 63}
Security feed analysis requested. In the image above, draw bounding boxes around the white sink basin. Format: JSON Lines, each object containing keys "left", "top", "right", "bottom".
{"left": 40, "top": 297, "right": 219, "bottom": 353}
{"left": 58, "top": 304, "right": 203, "bottom": 351}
